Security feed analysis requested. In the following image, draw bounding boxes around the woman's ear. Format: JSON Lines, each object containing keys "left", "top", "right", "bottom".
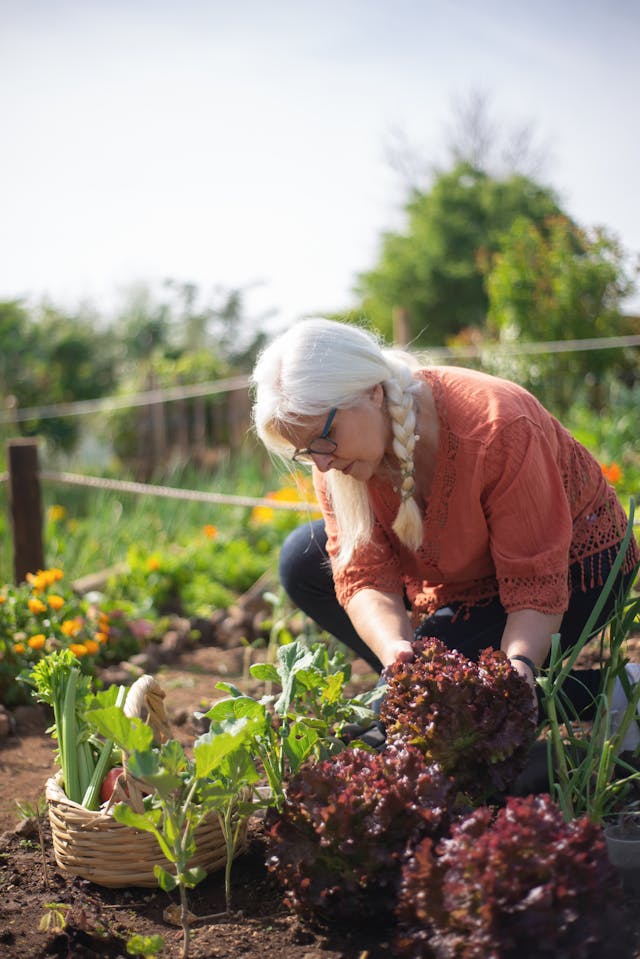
{"left": 370, "top": 383, "right": 384, "bottom": 407}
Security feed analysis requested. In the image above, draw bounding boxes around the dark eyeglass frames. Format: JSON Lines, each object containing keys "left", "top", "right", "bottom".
{"left": 292, "top": 408, "right": 338, "bottom": 463}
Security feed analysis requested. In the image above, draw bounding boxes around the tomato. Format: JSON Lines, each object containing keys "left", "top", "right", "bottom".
{"left": 100, "top": 766, "right": 126, "bottom": 803}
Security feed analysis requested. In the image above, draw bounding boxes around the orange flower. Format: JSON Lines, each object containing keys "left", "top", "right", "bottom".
{"left": 13, "top": 642, "right": 25, "bottom": 655}
{"left": 203, "top": 524, "right": 218, "bottom": 539}
{"left": 26, "top": 568, "right": 64, "bottom": 591}
{"left": 69, "top": 643, "right": 88, "bottom": 657}
{"left": 0, "top": 595, "right": 6, "bottom": 604}
{"left": 147, "top": 556, "right": 160, "bottom": 571}
{"left": 83, "top": 639, "right": 99, "bottom": 655}
{"left": 47, "top": 594, "right": 65, "bottom": 611}
{"left": 28, "top": 597, "right": 47, "bottom": 614}
{"left": 95, "top": 631, "right": 109, "bottom": 644}
{"left": 27, "top": 633, "right": 46, "bottom": 650}
{"left": 61, "top": 618, "right": 82, "bottom": 637}
{"left": 601, "top": 462, "right": 623, "bottom": 485}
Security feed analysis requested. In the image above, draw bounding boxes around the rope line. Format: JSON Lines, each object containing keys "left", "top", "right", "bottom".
{"left": 1, "top": 333, "right": 638, "bottom": 425}
{"left": 0, "top": 373, "right": 250, "bottom": 425}
{"left": 38, "top": 469, "right": 317, "bottom": 512}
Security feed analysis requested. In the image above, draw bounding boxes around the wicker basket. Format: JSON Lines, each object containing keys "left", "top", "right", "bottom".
{"left": 45, "top": 675, "right": 249, "bottom": 888}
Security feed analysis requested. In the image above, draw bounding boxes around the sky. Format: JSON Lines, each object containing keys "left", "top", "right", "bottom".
{"left": 1, "top": 0, "right": 639, "bottom": 333}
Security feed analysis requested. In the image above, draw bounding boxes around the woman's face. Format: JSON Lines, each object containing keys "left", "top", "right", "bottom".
{"left": 282, "top": 385, "right": 391, "bottom": 482}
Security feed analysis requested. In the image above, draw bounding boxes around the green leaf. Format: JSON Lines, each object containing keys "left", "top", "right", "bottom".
{"left": 193, "top": 715, "right": 261, "bottom": 780}
{"left": 127, "top": 750, "right": 184, "bottom": 799}
{"left": 126, "top": 933, "right": 165, "bottom": 957}
{"left": 86, "top": 706, "right": 154, "bottom": 753}
{"left": 159, "top": 739, "right": 188, "bottom": 777}
{"left": 283, "top": 719, "right": 319, "bottom": 773}
{"left": 249, "top": 662, "right": 281, "bottom": 683}
{"left": 204, "top": 695, "right": 266, "bottom": 723}
{"left": 181, "top": 865, "right": 207, "bottom": 887}
{"left": 154, "top": 864, "right": 178, "bottom": 892}
{"left": 113, "top": 804, "right": 162, "bottom": 835}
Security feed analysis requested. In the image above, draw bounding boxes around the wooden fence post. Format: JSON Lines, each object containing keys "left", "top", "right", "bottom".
{"left": 7, "top": 438, "right": 44, "bottom": 583}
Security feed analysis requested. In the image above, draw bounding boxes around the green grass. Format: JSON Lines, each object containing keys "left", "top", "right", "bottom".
{"left": 0, "top": 450, "right": 302, "bottom": 584}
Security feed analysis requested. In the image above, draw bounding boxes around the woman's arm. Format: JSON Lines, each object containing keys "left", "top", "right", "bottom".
{"left": 345, "top": 588, "right": 415, "bottom": 668}
{"left": 501, "top": 608, "right": 562, "bottom": 690}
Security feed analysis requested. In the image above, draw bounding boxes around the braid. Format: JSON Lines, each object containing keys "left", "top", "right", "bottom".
{"left": 383, "top": 363, "right": 423, "bottom": 552}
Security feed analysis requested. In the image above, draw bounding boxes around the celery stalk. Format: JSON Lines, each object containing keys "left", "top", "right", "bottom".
{"left": 61, "top": 667, "right": 81, "bottom": 803}
{"left": 82, "top": 685, "right": 127, "bottom": 810}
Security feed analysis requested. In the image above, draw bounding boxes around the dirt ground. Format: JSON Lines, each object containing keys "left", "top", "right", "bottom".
{"left": 2, "top": 635, "right": 640, "bottom": 958}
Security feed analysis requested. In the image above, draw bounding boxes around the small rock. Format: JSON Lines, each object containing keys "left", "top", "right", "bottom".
{"left": 0, "top": 705, "right": 15, "bottom": 738}
{"left": 160, "top": 630, "right": 188, "bottom": 658}
{"left": 100, "top": 663, "right": 142, "bottom": 687}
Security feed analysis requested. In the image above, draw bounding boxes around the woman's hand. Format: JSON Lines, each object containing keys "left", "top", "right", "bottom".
{"left": 379, "top": 637, "right": 414, "bottom": 669}
{"left": 502, "top": 608, "right": 561, "bottom": 713}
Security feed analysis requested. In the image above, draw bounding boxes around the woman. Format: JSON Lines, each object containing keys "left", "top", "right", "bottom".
{"left": 251, "top": 317, "right": 639, "bottom": 732}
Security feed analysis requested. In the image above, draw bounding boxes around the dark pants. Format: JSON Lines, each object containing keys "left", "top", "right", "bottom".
{"left": 279, "top": 519, "right": 635, "bottom": 717}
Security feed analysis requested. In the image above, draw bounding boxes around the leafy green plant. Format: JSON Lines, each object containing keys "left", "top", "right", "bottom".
{"left": 380, "top": 638, "right": 537, "bottom": 804}
{"left": 126, "top": 933, "right": 165, "bottom": 958}
{"left": 266, "top": 745, "right": 455, "bottom": 922}
{"left": 395, "top": 793, "right": 627, "bottom": 959}
{"left": 203, "top": 638, "right": 383, "bottom": 810}
{"left": 538, "top": 503, "right": 640, "bottom": 823}
{"left": 104, "top": 531, "right": 274, "bottom": 619}
{"left": 85, "top": 692, "right": 260, "bottom": 959}
{"left": 26, "top": 649, "right": 127, "bottom": 808}
{"left": 27, "top": 649, "right": 96, "bottom": 804}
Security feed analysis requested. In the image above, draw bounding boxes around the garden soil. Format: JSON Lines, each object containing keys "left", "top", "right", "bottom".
{"left": 2, "top": 635, "right": 640, "bottom": 958}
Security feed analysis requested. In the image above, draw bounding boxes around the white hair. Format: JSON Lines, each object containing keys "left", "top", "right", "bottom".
{"left": 251, "top": 318, "right": 423, "bottom": 565}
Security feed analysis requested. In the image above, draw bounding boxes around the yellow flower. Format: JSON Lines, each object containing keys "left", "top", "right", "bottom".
{"left": 202, "top": 524, "right": 218, "bottom": 539}
{"left": 251, "top": 480, "right": 321, "bottom": 524}
{"left": 27, "top": 634, "right": 46, "bottom": 650}
{"left": 69, "top": 643, "right": 88, "bottom": 657}
{"left": 147, "top": 556, "right": 160, "bottom": 571}
{"left": 0, "top": 595, "right": 6, "bottom": 604}
{"left": 48, "top": 505, "right": 66, "bottom": 523}
{"left": 83, "top": 639, "right": 99, "bottom": 655}
{"left": 61, "top": 618, "right": 82, "bottom": 637}
{"left": 47, "top": 594, "right": 65, "bottom": 611}
{"left": 13, "top": 642, "right": 25, "bottom": 655}
{"left": 28, "top": 597, "right": 47, "bottom": 614}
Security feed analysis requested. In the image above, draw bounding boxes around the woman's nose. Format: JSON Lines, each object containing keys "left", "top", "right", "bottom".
{"left": 312, "top": 452, "right": 334, "bottom": 472}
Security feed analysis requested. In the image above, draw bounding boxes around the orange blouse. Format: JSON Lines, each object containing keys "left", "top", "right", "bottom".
{"left": 313, "top": 367, "right": 639, "bottom": 622}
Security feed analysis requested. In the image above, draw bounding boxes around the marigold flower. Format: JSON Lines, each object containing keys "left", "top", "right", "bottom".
{"left": 83, "top": 639, "right": 100, "bottom": 654}
{"left": 27, "top": 634, "right": 46, "bottom": 650}
{"left": 601, "top": 462, "right": 623, "bottom": 485}
{"left": 147, "top": 556, "right": 160, "bottom": 571}
{"left": 48, "top": 505, "right": 66, "bottom": 523}
{"left": 0, "top": 595, "right": 6, "bottom": 604}
{"left": 28, "top": 597, "right": 47, "bottom": 614}
{"left": 47, "top": 594, "right": 65, "bottom": 611}
{"left": 61, "top": 618, "right": 82, "bottom": 637}
{"left": 69, "top": 643, "right": 88, "bottom": 657}
{"left": 202, "top": 524, "right": 218, "bottom": 539}
{"left": 13, "top": 642, "right": 25, "bottom": 655}
{"left": 95, "top": 631, "right": 109, "bottom": 644}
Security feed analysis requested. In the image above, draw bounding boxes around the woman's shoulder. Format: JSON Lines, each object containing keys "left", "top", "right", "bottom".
{"left": 417, "top": 366, "right": 551, "bottom": 440}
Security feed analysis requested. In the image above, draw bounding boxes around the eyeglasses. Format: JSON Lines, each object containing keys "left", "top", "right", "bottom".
{"left": 292, "top": 408, "right": 338, "bottom": 463}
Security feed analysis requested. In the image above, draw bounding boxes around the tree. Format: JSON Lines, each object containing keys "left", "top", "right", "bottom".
{"left": 356, "top": 162, "right": 564, "bottom": 345}
{"left": 483, "top": 215, "right": 638, "bottom": 411}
